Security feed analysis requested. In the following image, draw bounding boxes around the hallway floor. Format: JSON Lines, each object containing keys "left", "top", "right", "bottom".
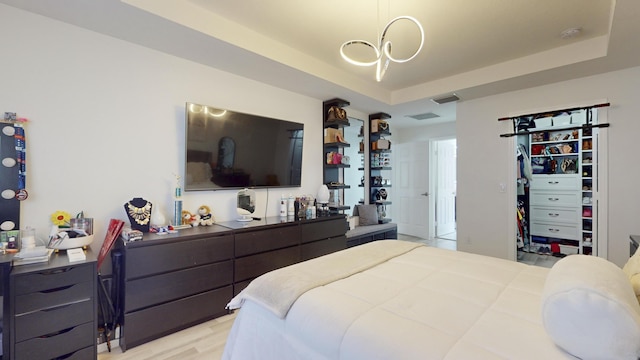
{"left": 517, "top": 250, "right": 562, "bottom": 268}
{"left": 399, "top": 232, "right": 560, "bottom": 269}
{"left": 398, "top": 233, "right": 457, "bottom": 251}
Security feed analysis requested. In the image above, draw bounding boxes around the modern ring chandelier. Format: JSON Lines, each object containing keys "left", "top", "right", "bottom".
{"left": 340, "top": 15, "right": 424, "bottom": 82}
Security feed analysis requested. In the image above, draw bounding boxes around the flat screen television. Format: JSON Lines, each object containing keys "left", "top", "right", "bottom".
{"left": 184, "top": 102, "right": 304, "bottom": 191}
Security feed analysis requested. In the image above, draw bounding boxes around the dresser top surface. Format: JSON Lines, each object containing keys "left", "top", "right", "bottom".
{"left": 10, "top": 248, "right": 97, "bottom": 275}
{"left": 217, "top": 214, "right": 346, "bottom": 231}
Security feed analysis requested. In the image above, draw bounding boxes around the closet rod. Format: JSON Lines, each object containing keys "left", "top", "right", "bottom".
{"left": 499, "top": 123, "right": 610, "bottom": 138}
{"left": 497, "top": 102, "right": 610, "bottom": 121}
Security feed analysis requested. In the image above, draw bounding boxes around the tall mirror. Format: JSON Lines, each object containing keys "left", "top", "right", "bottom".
{"left": 343, "top": 119, "right": 364, "bottom": 215}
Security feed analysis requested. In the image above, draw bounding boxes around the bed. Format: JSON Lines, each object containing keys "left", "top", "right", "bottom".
{"left": 224, "top": 240, "right": 640, "bottom": 360}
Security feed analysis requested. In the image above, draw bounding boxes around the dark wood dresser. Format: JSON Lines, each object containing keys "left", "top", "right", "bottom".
{"left": 114, "top": 224, "right": 234, "bottom": 351}
{"left": 114, "top": 215, "right": 348, "bottom": 351}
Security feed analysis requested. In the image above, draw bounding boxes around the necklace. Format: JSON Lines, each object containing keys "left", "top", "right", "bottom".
{"left": 127, "top": 201, "right": 151, "bottom": 225}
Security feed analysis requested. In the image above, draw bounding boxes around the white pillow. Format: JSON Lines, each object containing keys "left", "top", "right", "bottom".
{"left": 348, "top": 216, "right": 359, "bottom": 230}
{"left": 623, "top": 245, "right": 640, "bottom": 276}
{"left": 541, "top": 255, "right": 640, "bottom": 360}
{"left": 623, "top": 246, "right": 640, "bottom": 303}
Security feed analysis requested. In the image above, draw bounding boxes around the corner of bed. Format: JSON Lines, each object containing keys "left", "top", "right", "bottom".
{"left": 222, "top": 240, "right": 640, "bottom": 360}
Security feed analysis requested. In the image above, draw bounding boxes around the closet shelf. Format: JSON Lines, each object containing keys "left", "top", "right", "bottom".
{"left": 531, "top": 153, "right": 578, "bottom": 157}
{"left": 531, "top": 139, "right": 579, "bottom": 145}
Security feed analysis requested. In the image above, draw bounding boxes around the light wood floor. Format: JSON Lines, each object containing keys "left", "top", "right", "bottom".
{"left": 97, "top": 312, "right": 237, "bottom": 360}
{"left": 98, "top": 235, "right": 444, "bottom": 359}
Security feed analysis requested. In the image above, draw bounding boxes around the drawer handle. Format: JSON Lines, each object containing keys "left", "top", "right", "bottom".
{"left": 39, "top": 325, "right": 76, "bottom": 338}
{"left": 41, "top": 267, "right": 74, "bottom": 275}
{"left": 548, "top": 181, "right": 559, "bottom": 184}
{"left": 548, "top": 198, "right": 559, "bottom": 201}
{"left": 41, "top": 284, "right": 74, "bottom": 293}
{"left": 548, "top": 213, "right": 559, "bottom": 217}
{"left": 548, "top": 228, "right": 560, "bottom": 233}
{"left": 42, "top": 303, "right": 74, "bottom": 312}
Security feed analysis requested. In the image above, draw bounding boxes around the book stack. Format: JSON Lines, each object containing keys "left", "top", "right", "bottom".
{"left": 12, "top": 246, "right": 53, "bottom": 265}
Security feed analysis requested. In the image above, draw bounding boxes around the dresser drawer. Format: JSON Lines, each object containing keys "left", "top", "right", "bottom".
{"left": 14, "top": 321, "right": 94, "bottom": 360}
{"left": 122, "top": 285, "right": 232, "bottom": 351}
{"left": 125, "top": 260, "right": 233, "bottom": 312}
{"left": 300, "top": 218, "right": 348, "bottom": 243}
{"left": 235, "top": 225, "right": 299, "bottom": 257}
{"left": 530, "top": 206, "right": 580, "bottom": 224}
{"left": 14, "top": 264, "right": 93, "bottom": 295}
{"left": 530, "top": 191, "right": 581, "bottom": 207}
{"left": 531, "top": 175, "right": 580, "bottom": 190}
{"left": 126, "top": 234, "right": 233, "bottom": 279}
{"left": 235, "top": 245, "right": 300, "bottom": 283}
{"left": 14, "top": 299, "right": 94, "bottom": 342}
{"left": 301, "top": 236, "right": 346, "bottom": 261}
{"left": 15, "top": 280, "right": 93, "bottom": 314}
{"left": 530, "top": 221, "right": 580, "bottom": 241}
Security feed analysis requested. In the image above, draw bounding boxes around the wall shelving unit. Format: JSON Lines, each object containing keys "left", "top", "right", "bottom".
{"left": 323, "top": 98, "right": 351, "bottom": 214}
{"left": 369, "top": 112, "right": 392, "bottom": 223}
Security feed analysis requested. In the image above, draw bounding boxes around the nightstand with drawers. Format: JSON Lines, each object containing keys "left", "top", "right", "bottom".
{"left": 8, "top": 251, "right": 97, "bottom": 360}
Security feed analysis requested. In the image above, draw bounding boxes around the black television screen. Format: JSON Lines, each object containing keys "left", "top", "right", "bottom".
{"left": 184, "top": 102, "right": 304, "bottom": 191}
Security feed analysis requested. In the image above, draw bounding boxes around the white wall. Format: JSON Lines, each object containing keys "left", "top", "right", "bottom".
{"left": 395, "top": 121, "right": 456, "bottom": 144}
{"left": 0, "top": 5, "right": 322, "bottom": 256}
{"left": 456, "top": 65, "right": 640, "bottom": 267}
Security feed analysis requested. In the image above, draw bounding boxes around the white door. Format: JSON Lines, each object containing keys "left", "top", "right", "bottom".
{"left": 435, "top": 139, "right": 457, "bottom": 237}
{"left": 395, "top": 142, "right": 429, "bottom": 238}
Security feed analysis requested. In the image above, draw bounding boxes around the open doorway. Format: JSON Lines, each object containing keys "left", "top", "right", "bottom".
{"left": 431, "top": 138, "right": 457, "bottom": 241}
{"left": 395, "top": 138, "right": 457, "bottom": 247}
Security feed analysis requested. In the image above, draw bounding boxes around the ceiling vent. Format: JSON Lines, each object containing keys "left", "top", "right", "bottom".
{"left": 406, "top": 112, "right": 440, "bottom": 121}
{"left": 431, "top": 93, "right": 460, "bottom": 105}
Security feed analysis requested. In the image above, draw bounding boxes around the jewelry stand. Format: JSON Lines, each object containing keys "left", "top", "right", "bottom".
{"left": 124, "top": 197, "right": 152, "bottom": 232}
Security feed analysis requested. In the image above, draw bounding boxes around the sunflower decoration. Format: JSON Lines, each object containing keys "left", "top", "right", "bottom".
{"left": 51, "top": 210, "right": 72, "bottom": 227}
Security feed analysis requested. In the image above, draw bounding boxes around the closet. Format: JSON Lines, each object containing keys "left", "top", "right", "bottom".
{"left": 506, "top": 105, "right": 608, "bottom": 261}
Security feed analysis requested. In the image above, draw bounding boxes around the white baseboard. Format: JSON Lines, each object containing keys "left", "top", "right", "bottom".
{"left": 98, "top": 342, "right": 120, "bottom": 353}
{"left": 97, "top": 326, "right": 121, "bottom": 353}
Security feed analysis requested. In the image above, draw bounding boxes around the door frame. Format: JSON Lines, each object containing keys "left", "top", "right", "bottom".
{"left": 429, "top": 136, "right": 457, "bottom": 240}
{"left": 508, "top": 102, "right": 610, "bottom": 261}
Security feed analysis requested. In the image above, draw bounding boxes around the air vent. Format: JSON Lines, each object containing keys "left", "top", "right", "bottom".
{"left": 431, "top": 94, "right": 460, "bottom": 105}
{"left": 406, "top": 112, "right": 440, "bottom": 121}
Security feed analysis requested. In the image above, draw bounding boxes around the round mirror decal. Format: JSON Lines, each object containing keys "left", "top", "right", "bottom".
{"left": 2, "top": 157, "right": 16, "bottom": 167}
{"left": 0, "top": 221, "right": 15, "bottom": 231}
{"left": 1, "top": 189, "right": 15, "bottom": 199}
{"left": 2, "top": 126, "right": 15, "bottom": 136}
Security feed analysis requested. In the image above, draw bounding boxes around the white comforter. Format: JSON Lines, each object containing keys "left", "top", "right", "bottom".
{"left": 223, "top": 241, "right": 575, "bottom": 359}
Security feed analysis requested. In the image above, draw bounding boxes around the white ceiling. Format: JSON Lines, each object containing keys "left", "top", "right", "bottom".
{"left": 3, "top": 0, "right": 640, "bottom": 128}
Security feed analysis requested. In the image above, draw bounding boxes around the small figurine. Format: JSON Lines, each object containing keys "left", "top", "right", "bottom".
{"left": 181, "top": 210, "right": 197, "bottom": 226}
{"left": 196, "top": 205, "right": 215, "bottom": 226}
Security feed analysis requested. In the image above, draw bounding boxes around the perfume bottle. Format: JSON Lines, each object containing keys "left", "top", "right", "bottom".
{"left": 173, "top": 174, "right": 183, "bottom": 226}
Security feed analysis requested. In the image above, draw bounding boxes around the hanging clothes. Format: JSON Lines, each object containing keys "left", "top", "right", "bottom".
{"left": 516, "top": 144, "right": 532, "bottom": 195}
{"left": 516, "top": 144, "right": 531, "bottom": 252}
